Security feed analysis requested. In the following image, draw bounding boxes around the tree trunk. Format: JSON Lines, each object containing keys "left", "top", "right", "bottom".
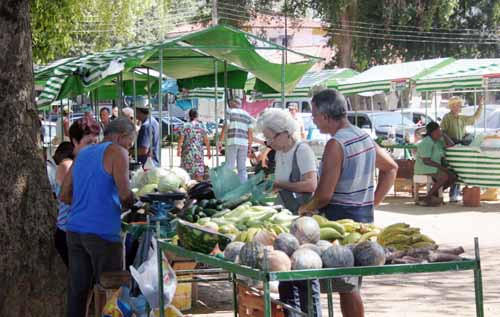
{"left": 336, "top": 3, "right": 356, "bottom": 68}
{"left": 0, "top": 1, "right": 66, "bottom": 316}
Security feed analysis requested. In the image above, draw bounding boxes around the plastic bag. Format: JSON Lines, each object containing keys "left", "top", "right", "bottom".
{"left": 208, "top": 164, "right": 242, "bottom": 199}
{"left": 130, "top": 238, "right": 177, "bottom": 311}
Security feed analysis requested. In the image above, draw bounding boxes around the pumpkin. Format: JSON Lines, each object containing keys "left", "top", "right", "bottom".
{"left": 353, "top": 241, "right": 386, "bottom": 266}
{"left": 290, "top": 217, "right": 321, "bottom": 245}
{"left": 299, "top": 243, "right": 322, "bottom": 256}
{"left": 253, "top": 230, "right": 277, "bottom": 246}
{"left": 239, "top": 241, "right": 265, "bottom": 269}
{"left": 321, "top": 245, "right": 354, "bottom": 268}
{"left": 267, "top": 250, "right": 292, "bottom": 272}
{"left": 273, "top": 233, "right": 300, "bottom": 257}
{"left": 291, "top": 248, "right": 323, "bottom": 270}
{"left": 223, "top": 241, "right": 245, "bottom": 262}
{"left": 316, "top": 240, "right": 333, "bottom": 254}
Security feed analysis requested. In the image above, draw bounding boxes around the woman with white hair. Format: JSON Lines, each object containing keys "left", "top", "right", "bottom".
{"left": 256, "top": 108, "right": 321, "bottom": 317}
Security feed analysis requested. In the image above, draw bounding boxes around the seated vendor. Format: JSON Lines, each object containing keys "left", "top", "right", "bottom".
{"left": 414, "top": 122, "right": 456, "bottom": 206}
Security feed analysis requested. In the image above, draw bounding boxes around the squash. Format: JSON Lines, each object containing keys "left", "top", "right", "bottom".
{"left": 253, "top": 230, "right": 277, "bottom": 246}
{"left": 353, "top": 241, "right": 386, "bottom": 266}
{"left": 321, "top": 245, "right": 354, "bottom": 268}
{"left": 239, "top": 241, "right": 265, "bottom": 269}
{"left": 290, "top": 217, "right": 320, "bottom": 245}
{"left": 291, "top": 248, "right": 323, "bottom": 270}
{"left": 267, "top": 250, "right": 292, "bottom": 272}
{"left": 223, "top": 241, "right": 245, "bottom": 262}
{"left": 273, "top": 233, "right": 300, "bottom": 257}
{"left": 299, "top": 243, "right": 322, "bottom": 256}
{"left": 316, "top": 240, "right": 333, "bottom": 254}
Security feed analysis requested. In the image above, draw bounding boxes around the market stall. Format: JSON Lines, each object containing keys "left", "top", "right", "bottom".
{"left": 124, "top": 165, "right": 484, "bottom": 317}
{"left": 415, "top": 58, "right": 500, "bottom": 189}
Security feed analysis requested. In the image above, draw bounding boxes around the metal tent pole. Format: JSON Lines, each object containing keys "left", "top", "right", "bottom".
{"left": 132, "top": 71, "right": 138, "bottom": 161}
{"left": 434, "top": 92, "right": 438, "bottom": 120}
{"left": 214, "top": 59, "right": 219, "bottom": 167}
{"left": 424, "top": 91, "right": 428, "bottom": 121}
{"left": 281, "top": 48, "right": 285, "bottom": 108}
{"left": 158, "top": 49, "right": 164, "bottom": 167}
{"left": 60, "top": 99, "right": 64, "bottom": 139}
{"left": 474, "top": 89, "right": 478, "bottom": 135}
{"left": 147, "top": 68, "right": 153, "bottom": 165}
{"left": 224, "top": 61, "right": 228, "bottom": 168}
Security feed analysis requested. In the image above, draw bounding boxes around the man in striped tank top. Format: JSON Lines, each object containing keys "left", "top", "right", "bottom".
{"left": 299, "top": 89, "right": 398, "bottom": 317}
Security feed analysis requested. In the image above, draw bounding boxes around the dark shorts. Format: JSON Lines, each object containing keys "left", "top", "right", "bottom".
{"left": 318, "top": 204, "right": 373, "bottom": 293}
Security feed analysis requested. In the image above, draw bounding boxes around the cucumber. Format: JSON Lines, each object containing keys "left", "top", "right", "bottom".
{"left": 208, "top": 198, "right": 219, "bottom": 208}
{"left": 216, "top": 205, "right": 224, "bottom": 211}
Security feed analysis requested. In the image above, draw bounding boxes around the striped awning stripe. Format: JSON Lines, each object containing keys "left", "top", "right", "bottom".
{"left": 446, "top": 146, "right": 500, "bottom": 188}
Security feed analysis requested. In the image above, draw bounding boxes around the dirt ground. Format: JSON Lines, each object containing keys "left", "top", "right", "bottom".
{"left": 181, "top": 196, "right": 500, "bottom": 317}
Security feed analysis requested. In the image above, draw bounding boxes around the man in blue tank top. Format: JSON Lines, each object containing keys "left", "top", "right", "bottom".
{"left": 299, "top": 89, "right": 398, "bottom": 317}
{"left": 60, "top": 118, "right": 136, "bottom": 317}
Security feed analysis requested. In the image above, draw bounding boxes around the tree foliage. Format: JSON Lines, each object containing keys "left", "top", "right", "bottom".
{"left": 286, "top": 0, "right": 499, "bottom": 70}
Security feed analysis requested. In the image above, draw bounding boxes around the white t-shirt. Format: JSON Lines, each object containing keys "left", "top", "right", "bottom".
{"left": 274, "top": 142, "right": 317, "bottom": 182}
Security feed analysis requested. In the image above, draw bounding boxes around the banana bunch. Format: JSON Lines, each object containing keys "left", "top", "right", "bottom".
{"left": 377, "top": 223, "right": 436, "bottom": 250}
{"left": 234, "top": 223, "right": 289, "bottom": 243}
{"left": 312, "top": 215, "right": 381, "bottom": 244}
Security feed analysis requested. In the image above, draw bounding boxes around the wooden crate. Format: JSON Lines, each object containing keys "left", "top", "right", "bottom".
{"left": 94, "top": 271, "right": 131, "bottom": 317}
{"left": 237, "top": 283, "right": 284, "bottom": 317}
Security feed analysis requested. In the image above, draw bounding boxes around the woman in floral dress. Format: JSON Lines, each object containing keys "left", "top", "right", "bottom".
{"left": 177, "top": 109, "right": 211, "bottom": 180}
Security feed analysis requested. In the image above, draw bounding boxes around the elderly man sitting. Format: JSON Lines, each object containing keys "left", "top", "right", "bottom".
{"left": 414, "top": 122, "right": 456, "bottom": 206}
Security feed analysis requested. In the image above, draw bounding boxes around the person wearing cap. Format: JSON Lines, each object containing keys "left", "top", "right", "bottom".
{"left": 414, "top": 122, "right": 456, "bottom": 206}
{"left": 298, "top": 89, "right": 398, "bottom": 317}
{"left": 441, "top": 96, "right": 483, "bottom": 201}
{"left": 288, "top": 103, "right": 306, "bottom": 140}
{"left": 135, "top": 103, "right": 160, "bottom": 166}
{"left": 219, "top": 98, "right": 255, "bottom": 183}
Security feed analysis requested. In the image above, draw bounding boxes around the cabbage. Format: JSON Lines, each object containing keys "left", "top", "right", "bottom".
{"left": 143, "top": 167, "right": 167, "bottom": 185}
{"left": 136, "top": 183, "right": 158, "bottom": 197}
{"left": 131, "top": 169, "right": 146, "bottom": 188}
{"left": 157, "top": 173, "right": 182, "bottom": 193}
{"left": 170, "top": 167, "right": 191, "bottom": 186}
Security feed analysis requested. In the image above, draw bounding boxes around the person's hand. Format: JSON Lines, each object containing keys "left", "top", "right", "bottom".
{"left": 298, "top": 205, "right": 314, "bottom": 217}
{"left": 217, "top": 142, "right": 223, "bottom": 154}
{"left": 478, "top": 95, "right": 484, "bottom": 106}
{"left": 439, "top": 166, "right": 450, "bottom": 174}
{"left": 247, "top": 147, "right": 253, "bottom": 158}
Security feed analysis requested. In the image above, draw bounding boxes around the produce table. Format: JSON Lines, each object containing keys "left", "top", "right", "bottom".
{"left": 157, "top": 238, "right": 484, "bottom": 317}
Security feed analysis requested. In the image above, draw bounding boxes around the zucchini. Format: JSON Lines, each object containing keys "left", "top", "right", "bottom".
{"left": 212, "top": 209, "right": 231, "bottom": 218}
{"left": 221, "top": 194, "right": 252, "bottom": 209}
{"left": 215, "top": 205, "right": 224, "bottom": 211}
{"left": 203, "top": 208, "right": 218, "bottom": 217}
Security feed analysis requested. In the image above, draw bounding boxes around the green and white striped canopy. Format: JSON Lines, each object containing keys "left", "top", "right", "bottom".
{"left": 415, "top": 59, "right": 500, "bottom": 92}
{"left": 447, "top": 146, "right": 500, "bottom": 188}
{"left": 178, "top": 88, "right": 225, "bottom": 100}
{"left": 254, "top": 68, "right": 358, "bottom": 100}
{"left": 35, "top": 25, "right": 320, "bottom": 107}
{"left": 337, "top": 58, "right": 454, "bottom": 95}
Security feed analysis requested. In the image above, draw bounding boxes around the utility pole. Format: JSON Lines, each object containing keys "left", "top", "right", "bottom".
{"left": 212, "top": 0, "right": 218, "bottom": 25}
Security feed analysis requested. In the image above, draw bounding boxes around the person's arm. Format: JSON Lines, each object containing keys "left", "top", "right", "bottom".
{"left": 203, "top": 135, "right": 212, "bottom": 159}
{"left": 298, "top": 140, "right": 343, "bottom": 215}
{"left": 63, "top": 118, "right": 70, "bottom": 137}
{"left": 442, "top": 134, "right": 455, "bottom": 147}
{"left": 177, "top": 134, "right": 184, "bottom": 157}
{"left": 55, "top": 160, "right": 72, "bottom": 185}
{"left": 373, "top": 144, "right": 398, "bottom": 206}
{"left": 472, "top": 96, "right": 484, "bottom": 121}
{"left": 59, "top": 165, "right": 74, "bottom": 204}
{"left": 274, "top": 171, "right": 317, "bottom": 193}
{"left": 111, "top": 145, "right": 135, "bottom": 209}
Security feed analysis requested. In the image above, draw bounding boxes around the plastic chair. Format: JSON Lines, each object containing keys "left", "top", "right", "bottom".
{"left": 413, "top": 175, "right": 442, "bottom": 203}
